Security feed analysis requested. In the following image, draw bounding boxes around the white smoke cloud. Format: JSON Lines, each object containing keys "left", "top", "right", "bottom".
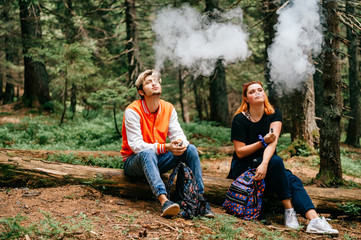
{"left": 152, "top": 5, "right": 251, "bottom": 77}
{"left": 267, "top": 0, "right": 323, "bottom": 91}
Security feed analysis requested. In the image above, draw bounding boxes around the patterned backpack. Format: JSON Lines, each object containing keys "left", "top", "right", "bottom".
{"left": 166, "top": 162, "right": 207, "bottom": 219}
{"left": 222, "top": 168, "right": 265, "bottom": 220}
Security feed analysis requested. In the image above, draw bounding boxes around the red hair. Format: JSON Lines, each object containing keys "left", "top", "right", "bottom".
{"left": 234, "top": 81, "right": 275, "bottom": 116}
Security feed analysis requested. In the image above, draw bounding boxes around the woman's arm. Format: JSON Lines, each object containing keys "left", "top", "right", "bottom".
{"left": 254, "top": 121, "right": 282, "bottom": 180}
{"left": 233, "top": 140, "right": 263, "bottom": 159}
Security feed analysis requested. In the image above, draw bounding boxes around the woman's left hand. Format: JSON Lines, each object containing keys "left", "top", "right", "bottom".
{"left": 255, "top": 163, "right": 268, "bottom": 180}
{"left": 263, "top": 133, "right": 276, "bottom": 144}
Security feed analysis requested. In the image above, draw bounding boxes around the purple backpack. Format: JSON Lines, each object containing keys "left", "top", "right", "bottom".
{"left": 223, "top": 169, "right": 265, "bottom": 220}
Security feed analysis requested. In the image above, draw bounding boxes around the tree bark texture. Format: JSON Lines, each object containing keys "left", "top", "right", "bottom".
{"left": 289, "top": 76, "right": 319, "bottom": 148}
{"left": 0, "top": 152, "right": 360, "bottom": 215}
{"left": 345, "top": 0, "right": 361, "bottom": 148}
{"left": 19, "top": 0, "right": 51, "bottom": 108}
{"left": 318, "top": 0, "right": 343, "bottom": 185}
{"left": 125, "top": 0, "right": 140, "bottom": 87}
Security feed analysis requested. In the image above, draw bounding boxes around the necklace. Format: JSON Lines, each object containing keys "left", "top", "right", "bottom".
{"left": 246, "top": 110, "right": 261, "bottom": 122}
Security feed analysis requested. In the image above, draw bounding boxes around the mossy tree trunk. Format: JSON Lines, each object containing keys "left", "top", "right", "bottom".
{"left": 317, "top": 0, "right": 343, "bottom": 186}
{"left": 345, "top": 0, "right": 361, "bottom": 148}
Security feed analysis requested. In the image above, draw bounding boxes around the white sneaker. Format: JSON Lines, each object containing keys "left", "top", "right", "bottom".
{"left": 284, "top": 209, "right": 300, "bottom": 229}
{"left": 306, "top": 217, "right": 339, "bottom": 235}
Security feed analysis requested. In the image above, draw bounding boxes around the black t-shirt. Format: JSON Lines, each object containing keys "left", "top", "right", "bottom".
{"left": 231, "top": 109, "right": 282, "bottom": 163}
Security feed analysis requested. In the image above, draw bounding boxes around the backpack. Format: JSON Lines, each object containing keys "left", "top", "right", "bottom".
{"left": 165, "top": 162, "right": 207, "bottom": 219}
{"left": 222, "top": 168, "right": 265, "bottom": 220}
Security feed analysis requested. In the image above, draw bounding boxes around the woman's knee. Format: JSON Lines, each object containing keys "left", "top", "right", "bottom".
{"left": 287, "top": 171, "right": 304, "bottom": 190}
{"left": 268, "top": 155, "right": 285, "bottom": 169}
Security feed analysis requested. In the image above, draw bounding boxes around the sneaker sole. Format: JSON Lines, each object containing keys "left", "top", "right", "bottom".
{"left": 306, "top": 229, "right": 339, "bottom": 235}
{"left": 161, "top": 204, "right": 180, "bottom": 217}
{"left": 203, "top": 213, "right": 215, "bottom": 218}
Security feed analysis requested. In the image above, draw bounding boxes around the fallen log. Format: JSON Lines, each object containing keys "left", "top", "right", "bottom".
{"left": 1, "top": 152, "right": 360, "bottom": 217}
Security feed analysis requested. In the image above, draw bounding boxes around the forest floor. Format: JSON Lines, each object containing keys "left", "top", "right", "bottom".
{"left": 0, "top": 105, "right": 361, "bottom": 239}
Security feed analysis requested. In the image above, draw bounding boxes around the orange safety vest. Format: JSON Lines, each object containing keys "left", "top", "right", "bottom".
{"left": 120, "top": 99, "right": 174, "bottom": 160}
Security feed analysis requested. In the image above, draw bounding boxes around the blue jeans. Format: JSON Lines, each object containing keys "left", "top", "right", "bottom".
{"left": 124, "top": 144, "right": 204, "bottom": 198}
{"left": 229, "top": 155, "right": 315, "bottom": 217}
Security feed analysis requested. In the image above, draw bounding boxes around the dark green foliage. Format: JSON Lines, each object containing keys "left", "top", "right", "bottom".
{"left": 338, "top": 202, "right": 361, "bottom": 216}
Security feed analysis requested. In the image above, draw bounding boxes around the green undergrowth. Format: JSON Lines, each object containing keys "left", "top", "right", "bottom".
{"left": 0, "top": 212, "right": 92, "bottom": 239}
{"left": 181, "top": 121, "right": 231, "bottom": 147}
{"left": 1, "top": 112, "right": 360, "bottom": 177}
{"left": 47, "top": 153, "right": 124, "bottom": 169}
{"left": 0, "top": 110, "right": 122, "bottom": 151}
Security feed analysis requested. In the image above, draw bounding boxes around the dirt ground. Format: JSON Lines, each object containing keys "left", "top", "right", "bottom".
{"left": 0, "top": 104, "right": 361, "bottom": 239}
{"left": 0, "top": 156, "right": 360, "bottom": 239}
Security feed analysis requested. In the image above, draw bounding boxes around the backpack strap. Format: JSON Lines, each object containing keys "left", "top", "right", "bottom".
{"left": 249, "top": 168, "right": 258, "bottom": 207}
{"left": 165, "top": 162, "right": 183, "bottom": 199}
{"left": 253, "top": 180, "right": 258, "bottom": 207}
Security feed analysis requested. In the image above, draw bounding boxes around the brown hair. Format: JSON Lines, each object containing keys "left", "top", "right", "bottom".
{"left": 234, "top": 81, "right": 275, "bottom": 116}
{"left": 135, "top": 69, "right": 162, "bottom": 92}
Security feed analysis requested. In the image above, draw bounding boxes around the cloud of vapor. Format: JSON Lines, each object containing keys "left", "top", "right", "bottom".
{"left": 267, "top": 0, "right": 323, "bottom": 91}
{"left": 152, "top": 5, "right": 251, "bottom": 77}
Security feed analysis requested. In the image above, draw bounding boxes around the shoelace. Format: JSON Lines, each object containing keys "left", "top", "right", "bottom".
{"left": 320, "top": 217, "right": 333, "bottom": 229}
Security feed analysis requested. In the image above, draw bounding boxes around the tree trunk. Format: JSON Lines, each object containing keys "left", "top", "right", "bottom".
{"left": 193, "top": 76, "right": 204, "bottom": 121}
{"left": 3, "top": 2, "right": 17, "bottom": 105}
{"left": 3, "top": 82, "right": 14, "bottom": 104}
{"left": 262, "top": 0, "right": 281, "bottom": 110}
{"left": 205, "top": 0, "right": 230, "bottom": 127}
{"left": 0, "top": 69, "right": 3, "bottom": 104}
{"left": 70, "top": 83, "right": 77, "bottom": 119}
{"left": 60, "top": 74, "right": 68, "bottom": 125}
{"left": 209, "top": 60, "right": 230, "bottom": 126}
{"left": 345, "top": 0, "right": 361, "bottom": 148}
{"left": 113, "top": 102, "right": 122, "bottom": 137}
{"left": 178, "top": 69, "right": 186, "bottom": 122}
{"left": 0, "top": 151, "right": 360, "bottom": 215}
{"left": 19, "top": 0, "right": 51, "bottom": 108}
{"left": 289, "top": 75, "right": 319, "bottom": 148}
{"left": 317, "top": 0, "right": 343, "bottom": 186}
{"left": 125, "top": 0, "right": 140, "bottom": 87}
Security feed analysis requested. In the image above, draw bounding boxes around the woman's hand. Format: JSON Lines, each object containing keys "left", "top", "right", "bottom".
{"left": 254, "top": 162, "right": 268, "bottom": 180}
{"left": 263, "top": 133, "right": 276, "bottom": 145}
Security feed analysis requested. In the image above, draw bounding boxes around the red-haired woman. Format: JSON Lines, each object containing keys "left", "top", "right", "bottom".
{"left": 227, "top": 81, "right": 338, "bottom": 234}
